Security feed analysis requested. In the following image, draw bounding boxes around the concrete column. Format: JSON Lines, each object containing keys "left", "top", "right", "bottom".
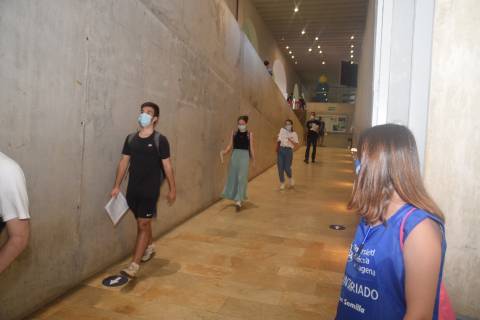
{"left": 425, "top": 0, "right": 480, "bottom": 317}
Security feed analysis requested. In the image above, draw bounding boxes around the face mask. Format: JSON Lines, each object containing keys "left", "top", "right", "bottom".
{"left": 285, "top": 124, "right": 292, "bottom": 131}
{"left": 238, "top": 124, "right": 247, "bottom": 132}
{"left": 354, "top": 159, "right": 361, "bottom": 175}
{"left": 138, "top": 113, "right": 152, "bottom": 128}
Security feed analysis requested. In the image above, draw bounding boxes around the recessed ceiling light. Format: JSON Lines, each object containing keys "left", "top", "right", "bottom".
{"left": 351, "top": 44, "right": 354, "bottom": 48}
{"left": 308, "top": 48, "right": 312, "bottom": 52}
{"left": 286, "top": 46, "right": 289, "bottom": 49}
{"left": 317, "top": 45, "right": 321, "bottom": 49}
{"left": 294, "top": 6, "right": 299, "bottom": 13}
{"left": 289, "top": 51, "right": 292, "bottom": 54}
{"left": 301, "top": 30, "right": 306, "bottom": 35}
{"left": 315, "top": 37, "right": 319, "bottom": 41}
{"left": 350, "top": 35, "right": 355, "bottom": 40}
{"left": 319, "top": 50, "right": 323, "bottom": 54}
{"left": 350, "top": 54, "right": 354, "bottom": 58}
{"left": 350, "top": 50, "right": 354, "bottom": 53}
{"left": 322, "top": 61, "right": 326, "bottom": 65}
{"left": 291, "top": 55, "right": 295, "bottom": 59}
{"left": 295, "top": 61, "right": 298, "bottom": 64}
{"left": 350, "top": 61, "right": 354, "bottom": 64}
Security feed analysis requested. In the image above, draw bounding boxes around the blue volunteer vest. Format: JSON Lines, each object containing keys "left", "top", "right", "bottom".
{"left": 336, "top": 204, "right": 446, "bottom": 320}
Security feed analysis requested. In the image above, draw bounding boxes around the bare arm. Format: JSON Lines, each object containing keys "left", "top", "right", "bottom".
{"left": 403, "top": 219, "right": 442, "bottom": 320}
{"left": 162, "top": 158, "right": 176, "bottom": 205}
{"left": 249, "top": 132, "right": 256, "bottom": 164}
{"left": 0, "top": 219, "right": 30, "bottom": 273}
{"left": 221, "top": 131, "right": 234, "bottom": 155}
{"left": 111, "top": 155, "right": 130, "bottom": 197}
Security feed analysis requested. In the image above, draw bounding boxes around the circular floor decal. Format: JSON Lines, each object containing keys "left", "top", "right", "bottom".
{"left": 102, "top": 274, "right": 129, "bottom": 287}
{"left": 329, "top": 224, "right": 346, "bottom": 231}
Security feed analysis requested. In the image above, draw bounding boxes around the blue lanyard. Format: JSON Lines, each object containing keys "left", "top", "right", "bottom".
{"left": 353, "top": 226, "right": 371, "bottom": 262}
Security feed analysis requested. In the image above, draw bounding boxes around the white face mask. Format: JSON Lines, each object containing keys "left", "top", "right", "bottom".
{"left": 238, "top": 124, "right": 247, "bottom": 132}
{"left": 285, "top": 124, "right": 293, "bottom": 131}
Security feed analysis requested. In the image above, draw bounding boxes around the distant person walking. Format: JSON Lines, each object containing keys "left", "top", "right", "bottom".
{"left": 220, "top": 116, "right": 256, "bottom": 211}
{"left": 304, "top": 112, "right": 321, "bottom": 163}
{"left": 277, "top": 119, "right": 299, "bottom": 190}
{"left": 110, "top": 102, "right": 177, "bottom": 278}
{"left": 318, "top": 116, "right": 326, "bottom": 146}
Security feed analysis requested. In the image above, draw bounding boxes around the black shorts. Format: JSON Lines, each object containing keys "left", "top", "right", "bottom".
{"left": 126, "top": 193, "right": 159, "bottom": 219}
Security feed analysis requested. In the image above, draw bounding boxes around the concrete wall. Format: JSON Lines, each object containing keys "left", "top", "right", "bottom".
{"left": 237, "top": 0, "right": 304, "bottom": 98}
{"left": 352, "top": 0, "right": 375, "bottom": 144}
{"left": 0, "top": 1, "right": 303, "bottom": 319}
{"left": 424, "top": 0, "right": 480, "bottom": 317}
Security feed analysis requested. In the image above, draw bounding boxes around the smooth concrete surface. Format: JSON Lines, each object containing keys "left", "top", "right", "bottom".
{"left": 30, "top": 147, "right": 357, "bottom": 320}
{"left": 352, "top": 0, "right": 375, "bottom": 145}
{"left": 0, "top": 1, "right": 304, "bottom": 319}
{"left": 425, "top": 0, "right": 480, "bottom": 317}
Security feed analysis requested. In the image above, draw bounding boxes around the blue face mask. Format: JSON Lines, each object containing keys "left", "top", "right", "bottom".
{"left": 354, "top": 159, "right": 361, "bottom": 175}
{"left": 138, "top": 113, "right": 152, "bottom": 128}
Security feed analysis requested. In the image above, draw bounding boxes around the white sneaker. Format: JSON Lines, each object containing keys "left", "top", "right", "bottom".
{"left": 280, "top": 183, "right": 286, "bottom": 190}
{"left": 141, "top": 244, "right": 156, "bottom": 263}
{"left": 121, "top": 262, "right": 140, "bottom": 278}
{"left": 289, "top": 178, "right": 295, "bottom": 188}
{"left": 235, "top": 201, "right": 242, "bottom": 212}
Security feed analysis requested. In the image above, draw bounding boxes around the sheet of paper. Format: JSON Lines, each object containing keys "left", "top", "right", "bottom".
{"left": 105, "top": 192, "right": 129, "bottom": 226}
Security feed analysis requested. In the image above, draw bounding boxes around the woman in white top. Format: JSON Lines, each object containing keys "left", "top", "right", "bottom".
{"left": 277, "top": 119, "right": 299, "bottom": 190}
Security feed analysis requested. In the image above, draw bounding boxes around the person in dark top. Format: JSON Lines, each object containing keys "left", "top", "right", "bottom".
{"left": 220, "top": 115, "right": 256, "bottom": 211}
{"left": 264, "top": 60, "right": 273, "bottom": 76}
{"left": 318, "top": 116, "right": 326, "bottom": 146}
{"left": 304, "top": 112, "right": 321, "bottom": 163}
{"left": 110, "top": 102, "right": 177, "bottom": 278}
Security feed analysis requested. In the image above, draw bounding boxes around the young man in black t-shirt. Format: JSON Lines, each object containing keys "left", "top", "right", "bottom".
{"left": 305, "top": 112, "right": 321, "bottom": 163}
{"left": 111, "top": 102, "right": 176, "bottom": 277}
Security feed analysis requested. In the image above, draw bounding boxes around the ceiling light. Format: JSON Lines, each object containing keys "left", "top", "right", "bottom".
{"left": 294, "top": 6, "right": 299, "bottom": 13}
{"left": 317, "top": 45, "right": 321, "bottom": 49}
{"left": 315, "top": 37, "right": 319, "bottom": 41}
{"left": 319, "top": 50, "right": 323, "bottom": 54}
{"left": 350, "top": 54, "right": 354, "bottom": 58}
{"left": 350, "top": 35, "right": 355, "bottom": 40}
{"left": 351, "top": 44, "right": 354, "bottom": 48}
{"left": 291, "top": 55, "right": 295, "bottom": 59}
{"left": 286, "top": 46, "right": 289, "bottom": 49}
{"left": 350, "top": 61, "right": 354, "bottom": 64}
{"left": 289, "top": 51, "right": 292, "bottom": 54}
{"left": 308, "top": 48, "right": 312, "bottom": 52}
{"left": 295, "top": 61, "right": 298, "bottom": 64}
{"left": 350, "top": 50, "right": 354, "bottom": 53}
{"left": 301, "top": 30, "right": 306, "bottom": 35}
{"left": 322, "top": 61, "right": 326, "bottom": 65}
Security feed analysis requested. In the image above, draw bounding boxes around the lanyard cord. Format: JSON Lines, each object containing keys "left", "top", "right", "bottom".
{"left": 353, "top": 226, "right": 371, "bottom": 261}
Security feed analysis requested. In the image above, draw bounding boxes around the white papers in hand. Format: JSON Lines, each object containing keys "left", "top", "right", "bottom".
{"left": 105, "top": 192, "right": 129, "bottom": 226}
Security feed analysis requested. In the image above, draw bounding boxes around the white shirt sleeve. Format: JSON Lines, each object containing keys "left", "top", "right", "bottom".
{"left": 0, "top": 155, "right": 30, "bottom": 221}
{"left": 291, "top": 132, "right": 299, "bottom": 144}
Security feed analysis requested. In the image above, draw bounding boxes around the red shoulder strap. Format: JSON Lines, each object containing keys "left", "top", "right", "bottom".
{"left": 399, "top": 208, "right": 417, "bottom": 251}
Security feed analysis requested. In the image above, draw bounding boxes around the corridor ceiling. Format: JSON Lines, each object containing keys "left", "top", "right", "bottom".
{"left": 251, "top": 0, "right": 369, "bottom": 73}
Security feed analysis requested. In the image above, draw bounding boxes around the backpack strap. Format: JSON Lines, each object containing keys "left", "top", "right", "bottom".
{"left": 127, "top": 132, "right": 137, "bottom": 150}
{"left": 400, "top": 207, "right": 417, "bottom": 251}
{"left": 153, "top": 131, "right": 161, "bottom": 157}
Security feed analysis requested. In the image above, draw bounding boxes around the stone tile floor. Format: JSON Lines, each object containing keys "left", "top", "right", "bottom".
{"left": 31, "top": 147, "right": 357, "bottom": 320}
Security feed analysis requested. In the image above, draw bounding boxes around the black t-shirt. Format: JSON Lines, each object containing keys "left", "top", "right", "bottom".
{"left": 122, "top": 132, "right": 170, "bottom": 198}
{"left": 306, "top": 119, "right": 321, "bottom": 136}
